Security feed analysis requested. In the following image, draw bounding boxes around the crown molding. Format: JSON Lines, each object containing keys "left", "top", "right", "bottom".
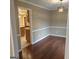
{"left": 18, "top": 0, "right": 50, "bottom": 10}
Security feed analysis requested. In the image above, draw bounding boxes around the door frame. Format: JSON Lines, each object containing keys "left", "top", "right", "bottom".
{"left": 17, "top": 6, "right": 33, "bottom": 52}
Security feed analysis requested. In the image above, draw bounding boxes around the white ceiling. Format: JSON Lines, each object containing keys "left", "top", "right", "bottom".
{"left": 19, "top": 0, "right": 68, "bottom": 10}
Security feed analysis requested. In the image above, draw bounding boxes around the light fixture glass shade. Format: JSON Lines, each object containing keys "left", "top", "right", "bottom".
{"left": 58, "top": 7, "right": 64, "bottom": 12}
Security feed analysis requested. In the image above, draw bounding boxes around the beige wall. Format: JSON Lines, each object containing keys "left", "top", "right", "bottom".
{"left": 50, "top": 10, "right": 68, "bottom": 27}
{"left": 17, "top": 1, "right": 51, "bottom": 43}
{"left": 17, "top": 1, "right": 51, "bottom": 31}
{"left": 49, "top": 10, "right": 68, "bottom": 37}
{"left": 17, "top": 1, "right": 68, "bottom": 43}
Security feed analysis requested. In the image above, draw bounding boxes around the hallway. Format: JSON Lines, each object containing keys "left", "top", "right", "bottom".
{"left": 19, "top": 36, "right": 65, "bottom": 59}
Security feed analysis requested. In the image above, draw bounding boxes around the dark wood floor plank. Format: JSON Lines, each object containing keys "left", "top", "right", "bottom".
{"left": 19, "top": 36, "right": 66, "bottom": 59}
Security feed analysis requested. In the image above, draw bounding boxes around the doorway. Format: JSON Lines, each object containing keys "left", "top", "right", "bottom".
{"left": 18, "top": 7, "right": 32, "bottom": 49}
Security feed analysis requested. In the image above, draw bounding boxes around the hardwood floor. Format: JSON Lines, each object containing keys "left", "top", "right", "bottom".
{"left": 19, "top": 36, "right": 66, "bottom": 59}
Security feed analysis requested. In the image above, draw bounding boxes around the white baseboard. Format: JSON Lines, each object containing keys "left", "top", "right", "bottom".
{"left": 32, "top": 34, "right": 66, "bottom": 45}
{"left": 32, "top": 34, "right": 50, "bottom": 44}
{"left": 50, "top": 34, "right": 66, "bottom": 38}
{"left": 50, "top": 26, "right": 66, "bottom": 29}
{"left": 18, "top": 34, "right": 66, "bottom": 52}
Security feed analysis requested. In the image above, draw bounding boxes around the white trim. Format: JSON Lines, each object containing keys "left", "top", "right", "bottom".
{"left": 10, "top": 27, "right": 15, "bottom": 57}
{"left": 50, "top": 34, "right": 66, "bottom": 38}
{"left": 18, "top": 0, "right": 50, "bottom": 10}
{"left": 32, "top": 34, "right": 50, "bottom": 44}
{"left": 24, "top": 7, "right": 33, "bottom": 45}
{"left": 17, "top": 7, "right": 33, "bottom": 51}
{"left": 50, "top": 26, "right": 66, "bottom": 29}
{"left": 18, "top": 43, "right": 31, "bottom": 52}
{"left": 17, "top": 26, "right": 66, "bottom": 47}
{"left": 32, "top": 26, "right": 66, "bottom": 32}
{"left": 32, "top": 27, "right": 49, "bottom": 32}
{"left": 32, "top": 34, "right": 66, "bottom": 45}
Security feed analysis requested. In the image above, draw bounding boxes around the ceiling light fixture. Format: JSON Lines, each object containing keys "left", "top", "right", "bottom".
{"left": 58, "top": 0, "right": 64, "bottom": 12}
{"left": 58, "top": 7, "right": 64, "bottom": 12}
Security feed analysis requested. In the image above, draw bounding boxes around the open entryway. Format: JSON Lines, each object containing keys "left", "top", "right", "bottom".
{"left": 18, "top": 7, "right": 32, "bottom": 49}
